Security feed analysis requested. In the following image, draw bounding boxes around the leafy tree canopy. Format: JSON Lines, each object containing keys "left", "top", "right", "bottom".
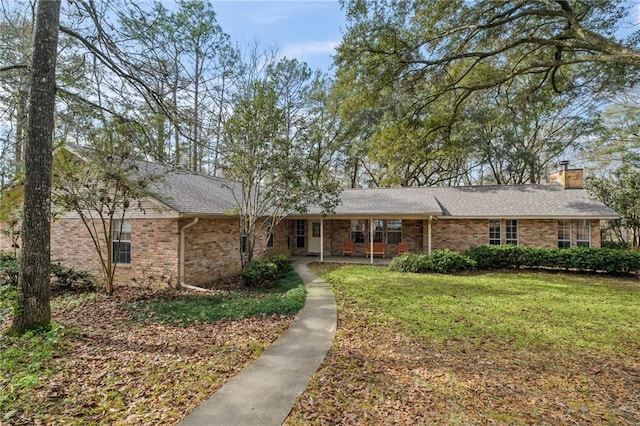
{"left": 338, "top": 0, "right": 640, "bottom": 111}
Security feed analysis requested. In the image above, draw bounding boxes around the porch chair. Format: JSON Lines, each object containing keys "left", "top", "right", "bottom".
{"left": 342, "top": 240, "right": 355, "bottom": 257}
{"left": 397, "top": 241, "right": 409, "bottom": 255}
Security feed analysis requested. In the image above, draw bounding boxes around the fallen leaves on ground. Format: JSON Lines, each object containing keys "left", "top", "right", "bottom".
{"left": 285, "top": 277, "right": 640, "bottom": 425}
{"left": 2, "top": 284, "right": 294, "bottom": 425}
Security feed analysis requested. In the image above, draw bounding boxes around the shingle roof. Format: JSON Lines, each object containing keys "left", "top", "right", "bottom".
{"left": 428, "top": 184, "right": 618, "bottom": 218}
{"left": 307, "top": 187, "right": 442, "bottom": 216}
{"left": 307, "top": 184, "right": 617, "bottom": 219}
{"left": 62, "top": 145, "right": 618, "bottom": 219}
{"left": 148, "top": 167, "right": 239, "bottom": 215}
{"left": 62, "top": 145, "right": 239, "bottom": 216}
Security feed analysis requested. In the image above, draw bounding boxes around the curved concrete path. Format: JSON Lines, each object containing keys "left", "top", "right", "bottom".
{"left": 180, "top": 260, "right": 337, "bottom": 426}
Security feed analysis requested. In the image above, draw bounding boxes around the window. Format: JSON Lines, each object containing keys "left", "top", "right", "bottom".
{"left": 112, "top": 219, "right": 131, "bottom": 264}
{"left": 505, "top": 220, "right": 518, "bottom": 245}
{"left": 489, "top": 220, "right": 501, "bottom": 245}
{"left": 558, "top": 220, "right": 571, "bottom": 248}
{"left": 296, "top": 219, "right": 305, "bottom": 248}
{"left": 387, "top": 219, "right": 402, "bottom": 244}
{"left": 266, "top": 220, "right": 274, "bottom": 248}
{"left": 351, "top": 219, "right": 365, "bottom": 243}
{"left": 576, "top": 220, "right": 591, "bottom": 247}
{"left": 241, "top": 234, "right": 248, "bottom": 253}
{"left": 373, "top": 219, "right": 384, "bottom": 243}
{"left": 312, "top": 221, "right": 321, "bottom": 238}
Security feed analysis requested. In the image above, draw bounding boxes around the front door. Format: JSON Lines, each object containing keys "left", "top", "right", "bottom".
{"left": 308, "top": 221, "right": 321, "bottom": 254}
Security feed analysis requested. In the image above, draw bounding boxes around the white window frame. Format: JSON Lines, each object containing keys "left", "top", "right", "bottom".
{"left": 558, "top": 220, "right": 571, "bottom": 248}
{"left": 576, "top": 220, "right": 591, "bottom": 247}
{"left": 489, "top": 219, "right": 501, "bottom": 245}
{"left": 112, "top": 219, "right": 131, "bottom": 264}
{"left": 387, "top": 219, "right": 402, "bottom": 244}
{"left": 505, "top": 219, "right": 518, "bottom": 245}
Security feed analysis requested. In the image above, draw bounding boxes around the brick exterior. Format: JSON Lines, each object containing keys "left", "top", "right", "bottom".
{"left": 48, "top": 216, "right": 289, "bottom": 289}
{"left": 431, "top": 218, "right": 602, "bottom": 252}
{"left": 2, "top": 213, "right": 606, "bottom": 289}
{"left": 181, "top": 218, "right": 290, "bottom": 287}
{"left": 51, "top": 218, "right": 180, "bottom": 287}
{"left": 431, "top": 219, "right": 487, "bottom": 252}
{"left": 182, "top": 218, "right": 240, "bottom": 286}
{"left": 285, "top": 217, "right": 604, "bottom": 257}
{"left": 549, "top": 169, "right": 584, "bottom": 189}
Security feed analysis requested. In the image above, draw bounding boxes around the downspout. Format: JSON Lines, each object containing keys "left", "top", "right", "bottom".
{"left": 428, "top": 215, "right": 433, "bottom": 255}
{"left": 179, "top": 217, "right": 206, "bottom": 291}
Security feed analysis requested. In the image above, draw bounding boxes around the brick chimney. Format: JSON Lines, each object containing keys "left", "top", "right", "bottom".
{"left": 548, "top": 160, "right": 584, "bottom": 189}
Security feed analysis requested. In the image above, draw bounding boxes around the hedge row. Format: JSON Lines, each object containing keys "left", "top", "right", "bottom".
{"left": 388, "top": 246, "right": 640, "bottom": 275}
{"left": 388, "top": 250, "right": 476, "bottom": 274}
{"left": 241, "top": 254, "right": 291, "bottom": 288}
{"left": 465, "top": 245, "right": 640, "bottom": 274}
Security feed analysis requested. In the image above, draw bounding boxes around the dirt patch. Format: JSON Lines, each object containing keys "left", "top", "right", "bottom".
{"left": 2, "top": 285, "right": 294, "bottom": 425}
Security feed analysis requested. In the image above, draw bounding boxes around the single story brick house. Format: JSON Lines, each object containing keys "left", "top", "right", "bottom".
{"left": 290, "top": 167, "right": 617, "bottom": 262}
{"left": 0, "top": 159, "right": 618, "bottom": 288}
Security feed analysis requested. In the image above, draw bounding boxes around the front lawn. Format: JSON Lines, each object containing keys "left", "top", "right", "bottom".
{"left": 286, "top": 264, "right": 640, "bottom": 425}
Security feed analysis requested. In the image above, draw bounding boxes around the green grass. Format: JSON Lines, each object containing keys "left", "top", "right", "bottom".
{"left": 317, "top": 265, "right": 640, "bottom": 353}
{"left": 134, "top": 267, "right": 306, "bottom": 324}
{"left": 0, "top": 324, "right": 67, "bottom": 410}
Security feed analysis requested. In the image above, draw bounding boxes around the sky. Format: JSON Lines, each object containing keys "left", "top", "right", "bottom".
{"left": 211, "top": 1, "right": 347, "bottom": 73}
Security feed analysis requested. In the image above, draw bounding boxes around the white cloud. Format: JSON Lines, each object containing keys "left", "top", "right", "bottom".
{"left": 281, "top": 40, "right": 338, "bottom": 59}
{"left": 255, "top": 13, "right": 290, "bottom": 25}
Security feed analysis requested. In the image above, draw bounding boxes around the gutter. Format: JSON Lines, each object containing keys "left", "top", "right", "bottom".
{"left": 179, "top": 217, "right": 208, "bottom": 291}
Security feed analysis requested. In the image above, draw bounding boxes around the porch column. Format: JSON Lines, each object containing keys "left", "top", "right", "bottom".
{"left": 428, "top": 215, "right": 433, "bottom": 255}
{"left": 320, "top": 218, "right": 324, "bottom": 262}
{"left": 369, "top": 218, "right": 374, "bottom": 264}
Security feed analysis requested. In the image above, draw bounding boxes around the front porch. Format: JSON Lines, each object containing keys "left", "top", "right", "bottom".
{"left": 291, "top": 254, "right": 392, "bottom": 266}
{"left": 285, "top": 217, "right": 433, "bottom": 263}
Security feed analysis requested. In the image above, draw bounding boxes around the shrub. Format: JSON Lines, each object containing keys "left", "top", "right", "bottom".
{"left": 427, "top": 249, "right": 477, "bottom": 273}
{"left": 0, "top": 252, "right": 20, "bottom": 287}
{"left": 389, "top": 250, "right": 475, "bottom": 274}
{"left": 466, "top": 245, "right": 514, "bottom": 269}
{"left": 388, "top": 253, "right": 431, "bottom": 273}
{"left": 0, "top": 252, "right": 96, "bottom": 293}
{"left": 269, "top": 254, "right": 291, "bottom": 273}
{"left": 602, "top": 240, "right": 630, "bottom": 250}
{"left": 241, "top": 255, "right": 291, "bottom": 288}
{"left": 50, "top": 263, "right": 96, "bottom": 291}
{"left": 465, "top": 245, "right": 640, "bottom": 275}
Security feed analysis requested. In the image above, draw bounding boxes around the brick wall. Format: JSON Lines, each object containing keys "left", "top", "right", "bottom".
{"left": 182, "top": 217, "right": 289, "bottom": 287}
{"left": 51, "top": 217, "right": 180, "bottom": 287}
{"left": 182, "top": 218, "right": 241, "bottom": 286}
{"left": 591, "top": 220, "right": 602, "bottom": 248}
{"left": 548, "top": 169, "right": 584, "bottom": 189}
{"left": 431, "top": 219, "right": 487, "bottom": 252}
{"left": 431, "top": 218, "right": 602, "bottom": 252}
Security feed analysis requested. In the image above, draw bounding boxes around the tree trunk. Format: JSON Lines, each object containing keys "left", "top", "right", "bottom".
{"left": 11, "top": 0, "right": 61, "bottom": 335}
{"left": 192, "top": 48, "right": 200, "bottom": 172}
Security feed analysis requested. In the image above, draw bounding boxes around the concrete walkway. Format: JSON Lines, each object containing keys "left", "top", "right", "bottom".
{"left": 180, "top": 260, "right": 337, "bottom": 426}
